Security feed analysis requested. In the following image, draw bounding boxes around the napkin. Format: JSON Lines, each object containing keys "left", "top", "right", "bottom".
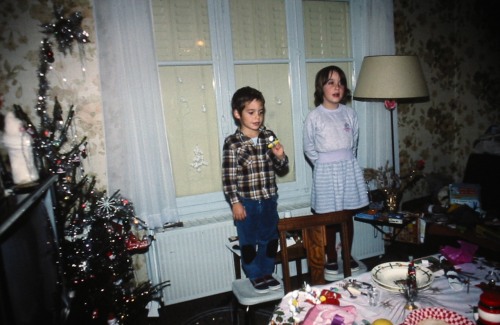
{"left": 445, "top": 270, "right": 463, "bottom": 291}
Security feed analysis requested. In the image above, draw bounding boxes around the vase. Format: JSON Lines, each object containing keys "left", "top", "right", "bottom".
{"left": 382, "top": 188, "right": 403, "bottom": 213}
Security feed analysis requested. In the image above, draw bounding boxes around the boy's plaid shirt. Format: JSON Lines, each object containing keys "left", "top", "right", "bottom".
{"left": 222, "top": 127, "right": 289, "bottom": 205}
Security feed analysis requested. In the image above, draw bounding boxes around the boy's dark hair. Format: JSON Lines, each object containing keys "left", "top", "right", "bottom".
{"left": 231, "top": 86, "right": 266, "bottom": 120}
{"left": 313, "top": 65, "right": 352, "bottom": 106}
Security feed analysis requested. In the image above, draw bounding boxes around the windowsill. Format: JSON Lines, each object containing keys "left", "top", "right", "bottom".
{"left": 175, "top": 197, "right": 312, "bottom": 227}
{"left": 277, "top": 200, "right": 313, "bottom": 217}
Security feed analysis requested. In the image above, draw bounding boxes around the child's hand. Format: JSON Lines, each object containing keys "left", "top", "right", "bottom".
{"left": 232, "top": 202, "right": 246, "bottom": 221}
{"left": 268, "top": 136, "right": 285, "bottom": 160}
{"left": 271, "top": 141, "right": 285, "bottom": 160}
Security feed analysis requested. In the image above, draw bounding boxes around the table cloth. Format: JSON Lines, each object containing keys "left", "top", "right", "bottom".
{"left": 270, "top": 255, "right": 497, "bottom": 325}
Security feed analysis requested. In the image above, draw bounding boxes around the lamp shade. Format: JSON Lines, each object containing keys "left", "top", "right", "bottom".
{"left": 353, "top": 55, "right": 429, "bottom": 100}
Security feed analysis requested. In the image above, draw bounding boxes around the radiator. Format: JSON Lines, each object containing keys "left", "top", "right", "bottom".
{"left": 151, "top": 216, "right": 237, "bottom": 305}
{"left": 149, "top": 214, "right": 384, "bottom": 305}
{"left": 352, "top": 220, "right": 385, "bottom": 259}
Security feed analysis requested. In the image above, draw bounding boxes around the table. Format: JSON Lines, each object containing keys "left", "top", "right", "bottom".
{"left": 356, "top": 210, "right": 500, "bottom": 254}
{"left": 270, "top": 255, "right": 495, "bottom": 325}
{"left": 354, "top": 211, "right": 420, "bottom": 244}
{"left": 401, "top": 196, "right": 500, "bottom": 254}
{"left": 426, "top": 222, "right": 500, "bottom": 254}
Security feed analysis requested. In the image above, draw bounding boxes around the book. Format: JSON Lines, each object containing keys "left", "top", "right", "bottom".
{"left": 449, "top": 183, "right": 481, "bottom": 211}
{"left": 388, "top": 213, "right": 404, "bottom": 224}
{"left": 355, "top": 212, "right": 380, "bottom": 221}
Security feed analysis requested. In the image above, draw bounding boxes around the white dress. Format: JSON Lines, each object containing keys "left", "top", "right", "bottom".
{"left": 303, "top": 104, "right": 369, "bottom": 213}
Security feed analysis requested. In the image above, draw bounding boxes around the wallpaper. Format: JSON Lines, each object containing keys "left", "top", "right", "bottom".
{"left": 394, "top": 0, "right": 500, "bottom": 200}
{"left": 0, "top": 0, "right": 106, "bottom": 189}
{"left": 1, "top": 0, "right": 499, "bottom": 199}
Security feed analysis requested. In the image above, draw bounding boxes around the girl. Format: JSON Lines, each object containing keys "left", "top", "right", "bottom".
{"left": 303, "top": 66, "right": 369, "bottom": 276}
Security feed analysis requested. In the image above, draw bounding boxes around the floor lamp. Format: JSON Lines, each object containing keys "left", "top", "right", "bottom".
{"left": 353, "top": 55, "right": 429, "bottom": 174}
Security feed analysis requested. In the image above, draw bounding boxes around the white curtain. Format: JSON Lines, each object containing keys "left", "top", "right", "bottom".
{"left": 351, "top": 0, "right": 398, "bottom": 173}
{"left": 93, "top": 0, "right": 178, "bottom": 228}
{"left": 92, "top": 0, "right": 395, "bottom": 227}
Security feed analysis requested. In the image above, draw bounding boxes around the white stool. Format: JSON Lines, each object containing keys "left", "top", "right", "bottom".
{"left": 232, "top": 277, "right": 284, "bottom": 325}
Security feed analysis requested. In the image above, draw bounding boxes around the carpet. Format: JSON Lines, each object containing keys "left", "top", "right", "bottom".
{"left": 181, "top": 306, "right": 273, "bottom": 325}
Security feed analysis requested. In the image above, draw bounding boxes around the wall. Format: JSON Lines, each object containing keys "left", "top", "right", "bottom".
{"left": 393, "top": 0, "right": 500, "bottom": 200}
{"left": 0, "top": 0, "right": 106, "bottom": 190}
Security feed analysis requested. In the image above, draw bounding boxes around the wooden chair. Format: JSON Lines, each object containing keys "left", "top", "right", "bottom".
{"left": 278, "top": 211, "right": 354, "bottom": 293}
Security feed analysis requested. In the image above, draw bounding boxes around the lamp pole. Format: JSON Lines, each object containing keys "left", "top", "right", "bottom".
{"left": 390, "top": 108, "right": 396, "bottom": 175}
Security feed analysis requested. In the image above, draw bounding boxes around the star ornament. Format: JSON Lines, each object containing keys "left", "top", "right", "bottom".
{"left": 41, "top": 6, "right": 89, "bottom": 55}
{"left": 97, "top": 195, "right": 119, "bottom": 216}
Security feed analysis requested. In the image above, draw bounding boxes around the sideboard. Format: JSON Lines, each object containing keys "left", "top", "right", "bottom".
{"left": 0, "top": 175, "right": 63, "bottom": 325}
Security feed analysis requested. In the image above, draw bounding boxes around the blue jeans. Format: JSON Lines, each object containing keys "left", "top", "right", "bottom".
{"left": 235, "top": 196, "right": 279, "bottom": 280}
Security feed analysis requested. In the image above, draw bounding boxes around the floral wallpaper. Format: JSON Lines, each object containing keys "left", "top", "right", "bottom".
{"left": 2, "top": 0, "right": 499, "bottom": 198}
{"left": 0, "top": 0, "right": 106, "bottom": 189}
{"left": 394, "top": 0, "right": 500, "bottom": 200}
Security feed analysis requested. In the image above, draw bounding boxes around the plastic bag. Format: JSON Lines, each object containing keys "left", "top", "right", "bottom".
{"left": 440, "top": 240, "right": 478, "bottom": 265}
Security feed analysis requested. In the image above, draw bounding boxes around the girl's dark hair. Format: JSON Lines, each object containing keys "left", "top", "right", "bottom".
{"left": 231, "top": 86, "right": 266, "bottom": 122}
{"left": 313, "top": 65, "right": 351, "bottom": 106}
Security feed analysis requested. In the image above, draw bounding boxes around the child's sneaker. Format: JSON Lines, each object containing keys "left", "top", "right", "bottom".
{"left": 324, "top": 261, "right": 339, "bottom": 275}
{"left": 250, "top": 277, "right": 269, "bottom": 293}
{"left": 350, "top": 259, "right": 360, "bottom": 272}
{"left": 263, "top": 274, "right": 281, "bottom": 290}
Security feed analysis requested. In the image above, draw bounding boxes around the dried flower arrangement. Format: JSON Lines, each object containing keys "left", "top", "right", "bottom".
{"left": 364, "top": 160, "right": 425, "bottom": 192}
{"left": 364, "top": 160, "right": 426, "bottom": 212}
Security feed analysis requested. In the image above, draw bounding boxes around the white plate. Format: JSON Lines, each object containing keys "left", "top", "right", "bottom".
{"left": 371, "top": 262, "right": 434, "bottom": 292}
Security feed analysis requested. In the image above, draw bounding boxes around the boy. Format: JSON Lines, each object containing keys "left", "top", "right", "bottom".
{"left": 222, "top": 86, "right": 289, "bottom": 293}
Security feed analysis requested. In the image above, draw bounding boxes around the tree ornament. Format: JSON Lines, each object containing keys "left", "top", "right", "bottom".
{"left": 41, "top": 5, "right": 89, "bottom": 55}
{"left": 126, "top": 233, "right": 153, "bottom": 253}
{"left": 97, "top": 193, "right": 119, "bottom": 216}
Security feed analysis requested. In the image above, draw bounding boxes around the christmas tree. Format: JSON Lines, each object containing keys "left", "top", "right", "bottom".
{"left": 9, "top": 6, "right": 168, "bottom": 324}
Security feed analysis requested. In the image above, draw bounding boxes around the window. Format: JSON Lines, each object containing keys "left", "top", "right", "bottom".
{"left": 152, "top": 0, "right": 354, "bottom": 219}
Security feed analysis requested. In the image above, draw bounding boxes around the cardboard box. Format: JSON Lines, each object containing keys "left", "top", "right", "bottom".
{"left": 393, "top": 214, "right": 426, "bottom": 244}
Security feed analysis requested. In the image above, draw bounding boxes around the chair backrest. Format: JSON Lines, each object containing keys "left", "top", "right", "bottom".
{"left": 277, "top": 211, "right": 355, "bottom": 293}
